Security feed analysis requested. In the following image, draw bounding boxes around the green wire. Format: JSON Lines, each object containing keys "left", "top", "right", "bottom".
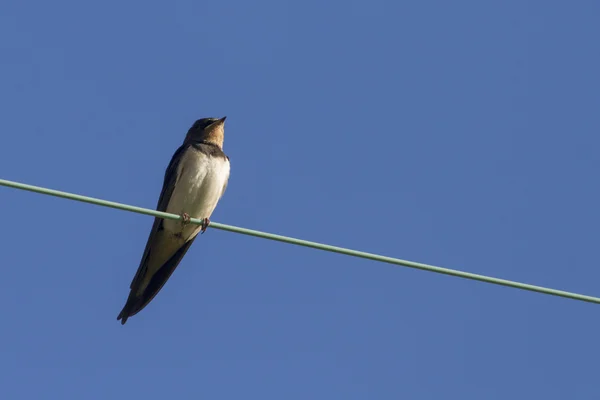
{"left": 1, "top": 177, "right": 598, "bottom": 305}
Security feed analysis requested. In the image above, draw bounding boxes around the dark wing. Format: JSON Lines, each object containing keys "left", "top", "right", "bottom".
{"left": 117, "top": 237, "right": 197, "bottom": 322}
{"left": 128, "top": 143, "right": 189, "bottom": 290}
{"left": 117, "top": 144, "right": 191, "bottom": 324}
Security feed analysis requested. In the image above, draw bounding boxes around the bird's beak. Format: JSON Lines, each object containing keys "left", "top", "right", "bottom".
{"left": 218, "top": 116, "right": 227, "bottom": 124}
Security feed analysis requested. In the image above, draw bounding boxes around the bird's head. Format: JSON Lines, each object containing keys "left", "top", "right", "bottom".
{"left": 185, "top": 116, "right": 227, "bottom": 148}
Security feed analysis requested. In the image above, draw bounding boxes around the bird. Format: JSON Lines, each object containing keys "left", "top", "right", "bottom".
{"left": 117, "top": 116, "right": 230, "bottom": 325}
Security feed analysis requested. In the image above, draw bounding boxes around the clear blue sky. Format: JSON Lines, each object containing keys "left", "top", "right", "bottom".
{"left": 1, "top": 0, "right": 599, "bottom": 398}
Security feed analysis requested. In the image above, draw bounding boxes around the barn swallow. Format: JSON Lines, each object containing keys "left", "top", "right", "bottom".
{"left": 117, "top": 117, "right": 230, "bottom": 324}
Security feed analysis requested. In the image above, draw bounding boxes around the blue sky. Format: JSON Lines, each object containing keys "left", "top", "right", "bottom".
{"left": 1, "top": 0, "right": 599, "bottom": 398}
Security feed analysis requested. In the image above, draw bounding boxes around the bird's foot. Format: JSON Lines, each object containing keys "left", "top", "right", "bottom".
{"left": 181, "top": 212, "right": 191, "bottom": 226}
{"left": 201, "top": 217, "right": 210, "bottom": 234}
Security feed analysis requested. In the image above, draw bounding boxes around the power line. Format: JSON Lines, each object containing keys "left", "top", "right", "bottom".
{"left": 1, "top": 177, "right": 598, "bottom": 305}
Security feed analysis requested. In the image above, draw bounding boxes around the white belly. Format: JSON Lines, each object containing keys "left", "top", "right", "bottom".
{"left": 163, "top": 149, "right": 230, "bottom": 239}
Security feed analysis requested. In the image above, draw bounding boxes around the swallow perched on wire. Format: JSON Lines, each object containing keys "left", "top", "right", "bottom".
{"left": 117, "top": 117, "right": 230, "bottom": 324}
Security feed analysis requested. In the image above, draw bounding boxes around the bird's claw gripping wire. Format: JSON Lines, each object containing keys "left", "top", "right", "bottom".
{"left": 201, "top": 218, "right": 210, "bottom": 234}
{"left": 180, "top": 213, "right": 209, "bottom": 233}
{"left": 181, "top": 212, "right": 191, "bottom": 226}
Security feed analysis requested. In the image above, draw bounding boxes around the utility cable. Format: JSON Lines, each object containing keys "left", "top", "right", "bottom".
{"left": 1, "top": 178, "right": 598, "bottom": 305}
